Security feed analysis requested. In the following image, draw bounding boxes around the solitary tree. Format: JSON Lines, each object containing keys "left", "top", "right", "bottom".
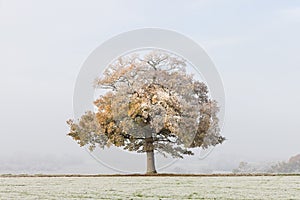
{"left": 67, "top": 51, "right": 225, "bottom": 174}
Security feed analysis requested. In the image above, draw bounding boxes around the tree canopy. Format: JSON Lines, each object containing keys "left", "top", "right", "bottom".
{"left": 67, "top": 50, "right": 225, "bottom": 170}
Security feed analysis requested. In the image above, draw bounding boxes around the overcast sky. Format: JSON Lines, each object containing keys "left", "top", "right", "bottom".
{"left": 0, "top": 0, "right": 299, "bottom": 174}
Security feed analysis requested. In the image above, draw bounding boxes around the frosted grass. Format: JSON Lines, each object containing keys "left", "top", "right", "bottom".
{"left": 0, "top": 176, "right": 299, "bottom": 199}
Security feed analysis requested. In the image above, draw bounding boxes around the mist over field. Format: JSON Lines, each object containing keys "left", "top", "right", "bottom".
{"left": 1, "top": 0, "right": 299, "bottom": 175}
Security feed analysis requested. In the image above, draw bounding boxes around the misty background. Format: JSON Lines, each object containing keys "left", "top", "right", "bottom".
{"left": 0, "top": 0, "right": 299, "bottom": 174}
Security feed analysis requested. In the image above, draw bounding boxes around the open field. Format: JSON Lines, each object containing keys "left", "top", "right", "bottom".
{"left": 0, "top": 175, "right": 299, "bottom": 199}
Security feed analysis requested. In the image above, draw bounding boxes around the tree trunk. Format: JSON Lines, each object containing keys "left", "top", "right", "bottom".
{"left": 146, "top": 150, "right": 157, "bottom": 174}
{"left": 145, "top": 137, "right": 157, "bottom": 174}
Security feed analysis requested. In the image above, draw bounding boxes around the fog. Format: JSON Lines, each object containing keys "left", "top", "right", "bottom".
{"left": 0, "top": 0, "right": 299, "bottom": 174}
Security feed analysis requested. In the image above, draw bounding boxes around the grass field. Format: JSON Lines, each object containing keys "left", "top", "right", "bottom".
{"left": 0, "top": 175, "right": 299, "bottom": 199}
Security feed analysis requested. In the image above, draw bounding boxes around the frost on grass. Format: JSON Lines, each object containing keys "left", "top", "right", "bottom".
{"left": 0, "top": 176, "right": 299, "bottom": 199}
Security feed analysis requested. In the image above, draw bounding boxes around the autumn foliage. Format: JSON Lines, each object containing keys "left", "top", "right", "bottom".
{"left": 67, "top": 51, "right": 225, "bottom": 173}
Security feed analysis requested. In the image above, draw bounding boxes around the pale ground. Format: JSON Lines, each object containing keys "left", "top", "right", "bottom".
{"left": 0, "top": 176, "right": 299, "bottom": 199}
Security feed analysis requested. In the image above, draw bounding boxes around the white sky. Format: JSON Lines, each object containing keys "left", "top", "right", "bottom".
{"left": 0, "top": 0, "right": 299, "bottom": 174}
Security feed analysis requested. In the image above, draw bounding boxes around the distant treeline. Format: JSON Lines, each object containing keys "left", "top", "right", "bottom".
{"left": 233, "top": 154, "right": 300, "bottom": 173}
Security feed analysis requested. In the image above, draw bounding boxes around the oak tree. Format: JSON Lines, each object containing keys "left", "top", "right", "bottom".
{"left": 67, "top": 51, "right": 225, "bottom": 174}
